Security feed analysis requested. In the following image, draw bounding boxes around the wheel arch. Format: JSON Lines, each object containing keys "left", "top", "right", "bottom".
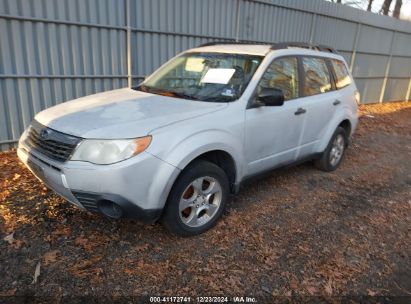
{"left": 338, "top": 119, "right": 352, "bottom": 140}
{"left": 159, "top": 148, "right": 239, "bottom": 222}
{"left": 174, "top": 149, "right": 238, "bottom": 194}
{"left": 317, "top": 115, "right": 355, "bottom": 153}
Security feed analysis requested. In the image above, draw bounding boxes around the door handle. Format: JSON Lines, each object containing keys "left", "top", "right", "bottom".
{"left": 333, "top": 100, "right": 341, "bottom": 106}
{"left": 294, "top": 108, "right": 306, "bottom": 115}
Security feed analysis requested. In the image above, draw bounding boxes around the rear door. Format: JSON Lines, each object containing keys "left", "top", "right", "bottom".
{"left": 330, "top": 58, "right": 356, "bottom": 106}
{"left": 244, "top": 56, "right": 306, "bottom": 176}
{"left": 296, "top": 56, "right": 340, "bottom": 158}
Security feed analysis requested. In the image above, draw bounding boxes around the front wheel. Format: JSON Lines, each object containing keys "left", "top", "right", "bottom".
{"left": 315, "top": 127, "right": 348, "bottom": 172}
{"left": 162, "top": 160, "right": 229, "bottom": 236}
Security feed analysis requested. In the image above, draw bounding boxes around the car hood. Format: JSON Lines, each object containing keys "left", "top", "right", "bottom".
{"left": 34, "top": 88, "right": 227, "bottom": 138}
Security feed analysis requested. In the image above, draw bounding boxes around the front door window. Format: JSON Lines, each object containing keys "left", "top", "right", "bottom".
{"left": 257, "top": 57, "right": 299, "bottom": 101}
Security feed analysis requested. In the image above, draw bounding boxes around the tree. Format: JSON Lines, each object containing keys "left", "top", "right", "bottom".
{"left": 367, "top": 0, "right": 374, "bottom": 11}
{"left": 393, "top": 0, "right": 403, "bottom": 18}
{"left": 328, "top": 0, "right": 409, "bottom": 18}
{"left": 381, "top": 0, "right": 393, "bottom": 15}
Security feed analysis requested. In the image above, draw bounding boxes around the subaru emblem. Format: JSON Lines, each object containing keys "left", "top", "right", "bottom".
{"left": 40, "top": 129, "right": 51, "bottom": 140}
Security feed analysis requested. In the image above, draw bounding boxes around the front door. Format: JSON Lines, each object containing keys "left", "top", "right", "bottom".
{"left": 244, "top": 56, "right": 306, "bottom": 176}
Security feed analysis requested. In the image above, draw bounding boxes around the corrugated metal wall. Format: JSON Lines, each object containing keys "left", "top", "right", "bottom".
{"left": 1, "top": 0, "right": 411, "bottom": 150}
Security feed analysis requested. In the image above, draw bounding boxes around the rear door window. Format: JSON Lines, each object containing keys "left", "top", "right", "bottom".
{"left": 331, "top": 59, "right": 352, "bottom": 89}
{"left": 302, "top": 57, "right": 332, "bottom": 96}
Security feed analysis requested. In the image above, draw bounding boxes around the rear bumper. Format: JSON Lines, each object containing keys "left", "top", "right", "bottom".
{"left": 17, "top": 144, "right": 179, "bottom": 222}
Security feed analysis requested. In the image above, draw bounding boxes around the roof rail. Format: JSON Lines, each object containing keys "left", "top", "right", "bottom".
{"left": 317, "top": 44, "right": 339, "bottom": 53}
{"left": 198, "top": 41, "right": 338, "bottom": 54}
{"left": 198, "top": 41, "right": 258, "bottom": 47}
{"left": 271, "top": 42, "right": 339, "bottom": 54}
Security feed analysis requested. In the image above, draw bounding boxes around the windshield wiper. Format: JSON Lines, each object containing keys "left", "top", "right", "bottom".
{"left": 167, "top": 91, "right": 199, "bottom": 100}
{"left": 201, "top": 95, "right": 235, "bottom": 103}
{"left": 134, "top": 85, "right": 199, "bottom": 100}
{"left": 133, "top": 84, "right": 150, "bottom": 92}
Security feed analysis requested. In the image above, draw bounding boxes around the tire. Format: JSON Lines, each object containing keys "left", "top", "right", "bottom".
{"left": 315, "top": 127, "right": 348, "bottom": 172}
{"left": 162, "top": 160, "right": 229, "bottom": 236}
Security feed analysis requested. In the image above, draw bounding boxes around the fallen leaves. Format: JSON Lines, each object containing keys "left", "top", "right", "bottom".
{"left": 133, "top": 243, "right": 150, "bottom": 252}
{"left": 305, "top": 285, "right": 317, "bottom": 295}
{"left": 43, "top": 250, "right": 61, "bottom": 265}
{"left": 359, "top": 101, "right": 411, "bottom": 116}
{"left": 3, "top": 232, "right": 24, "bottom": 249}
{"left": 74, "top": 235, "right": 90, "bottom": 250}
{"left": 0, "top": 204, "right": 33, "bottom": 232}
{"left": 324, "top": 279, "right": 333, "bottom": 296}
{"left": 74, "top": 233, "right": 110, "bottom": 251}
{"left": 0, "top": 288, "right": 17, "bottom": 297}
{"left": 69, "top": 256, "right": 103, "bottom": 279}
{"left": 0, "top": 102, "right": 410, "bottom": 297}
{"left": 51, "top": 226, "right": 72, "bottom": 238}
{"left": 3, "top": 232, "right": 14, "bottom": 244}
{"left": 367, "top": 289, "right": 377, "bottom": 296}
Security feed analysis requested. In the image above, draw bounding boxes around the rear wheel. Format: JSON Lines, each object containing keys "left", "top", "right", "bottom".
{"left": 315, "top": 127, "right": 347, "bottom": 172}
{"left": 162, "top": 160, "right": 229, "bottom": 236}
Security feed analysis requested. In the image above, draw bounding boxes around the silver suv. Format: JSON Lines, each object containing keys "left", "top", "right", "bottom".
{"left": 18, "top": 42, "right": 359, "bottom": 236}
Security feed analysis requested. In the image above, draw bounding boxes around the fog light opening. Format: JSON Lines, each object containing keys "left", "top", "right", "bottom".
{"left": 98, "top": 200, "right": 124, "bottom": 219}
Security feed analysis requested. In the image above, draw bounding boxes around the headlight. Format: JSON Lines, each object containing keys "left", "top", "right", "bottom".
{"left": 19, "top": 127, "right": 30, "bottom": 145}
{"left": 70, "top": 136, "right": 152, "bottom": 165}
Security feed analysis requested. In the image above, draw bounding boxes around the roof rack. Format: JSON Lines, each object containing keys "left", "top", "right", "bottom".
{"left": 198, "top": 41, "right": 338, "bottom": 54}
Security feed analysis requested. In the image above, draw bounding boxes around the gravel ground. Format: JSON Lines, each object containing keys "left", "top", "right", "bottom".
{"left": 0, "top": 102, "right": 410, "bottom": 303}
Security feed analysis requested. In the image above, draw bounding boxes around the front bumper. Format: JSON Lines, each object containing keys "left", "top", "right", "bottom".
{"left": 71, "top": 190, "right": 162, "bottom": 222}
{"left": 17, "top": 144, "right": 180, "bottom": 222}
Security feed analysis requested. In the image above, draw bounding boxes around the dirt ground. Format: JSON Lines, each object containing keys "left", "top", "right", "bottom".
{"left": 0, "top": 102, "right": 410, "bottom": 302}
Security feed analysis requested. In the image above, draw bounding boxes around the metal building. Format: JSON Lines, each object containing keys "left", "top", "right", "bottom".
{"left": 1, "top": 0, "right": 410, "bottom": 150}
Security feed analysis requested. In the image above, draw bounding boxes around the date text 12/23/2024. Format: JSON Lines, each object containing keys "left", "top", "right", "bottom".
{"left": 149, "top": 296, "right": 258, "bottom": 303}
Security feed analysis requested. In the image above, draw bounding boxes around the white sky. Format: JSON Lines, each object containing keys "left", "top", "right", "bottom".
{"left": 328, "top": 0, "right": 411, "bottom": 19}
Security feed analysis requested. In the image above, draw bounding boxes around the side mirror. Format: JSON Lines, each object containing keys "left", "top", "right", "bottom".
{"left": 257, "top": 88, "right": 285, "bottom": 106}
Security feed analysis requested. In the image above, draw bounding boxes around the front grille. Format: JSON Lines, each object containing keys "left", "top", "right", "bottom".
{"left": 26, "top": 120, "right": 82, "bottom": 162}
{"left": 72, "top": 191, "right": 99, "bottom": 212}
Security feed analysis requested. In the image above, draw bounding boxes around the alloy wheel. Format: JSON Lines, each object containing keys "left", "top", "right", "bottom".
{"left": 329, "top": 134, "right": 345, "bottom": 167}
{"left": 178, "top": 176, "right": 223, "bottom": 228}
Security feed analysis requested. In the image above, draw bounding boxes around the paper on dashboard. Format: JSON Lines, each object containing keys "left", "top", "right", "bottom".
{"left": 200, "top": 68, "right": 236, "bottom": 84}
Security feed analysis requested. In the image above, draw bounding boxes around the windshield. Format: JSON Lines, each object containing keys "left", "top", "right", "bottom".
{"left": 134, "top": 52, "right": 263, "bottom": 102}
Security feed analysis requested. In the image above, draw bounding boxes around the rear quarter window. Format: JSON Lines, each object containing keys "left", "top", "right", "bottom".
{"left": 302, "top": 57, "right": 332, "bottom": 96}
{"left": 331, "top": 59, "right": 352, "bottom": 89}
